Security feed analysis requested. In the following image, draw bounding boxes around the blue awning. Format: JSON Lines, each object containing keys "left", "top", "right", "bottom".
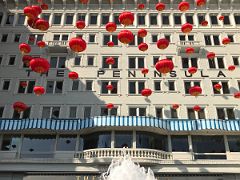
{"left": 0, "top": 116, "right": 240, "bottom": 132}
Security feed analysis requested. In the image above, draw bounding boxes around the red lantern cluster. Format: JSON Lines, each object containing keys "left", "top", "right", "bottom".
{"left": 214, "top": 83, "right": 222, "bottom": 91}
{"left": 22, "top": 55, "right": 33, "bottom": 66}
{"left": 201, "top": 20, "right": 208, "bottom": 26}
{"left": 156, "top": 3, "right": 165, "bottom": 11}
{"left": 80, "top": 0, "right": 89, "bottom": 4}
{"left": 155, "top": 59, "right": 174, "bottom": 74}
{"left": 37, "top": 41, "right": 46, "bottom": 48}
{"left": 189, "top": 86, "right": 202, "bottom": 97}
{"left": 30, "top": 58, "right": 50, "bottom": 74}
{"left": 68, "top": 72, "right": 79, "bottom": 80}
{"left": 106, "top": 103, "right": 114, "bottom": 109}
{"left": 118, "top": 30, "right": 134, "bottom": 44}
{"left": 157, "top": 38, "right": 169, "bottom": 50}
{"left": 119, "top": 12, "right": 134, "bottom": 26}
{"left": 20, "top": 81, "right": 28, "bottom": 88}
{"left": 107, "top": 41, "right": 115, "bottom": 47}
{"left": 137, "top": 4, "right": 145, "bottom": 10}
{"left": 41, "top": 3, "right": 48, "bottom": 10}
{"left": 188, "top": 67, "right": 198, "bottom": 74}
{"left": 69, "top": 37, "right": 87, "bottom": 52}
{"left": 106, "top": 57, "right": 115, "bottom": 65}
{"left": 138, "top": 43, "right": 148, "bottom": 52}
{"left": 106, "top": 22, "right": 117, "bottom": 33}
{"left": 34, "top": 18, "right": 49, "bottom": 31}
{"left": 23, "top": 6, "right": 39, "bottom": 19}
{"left": 207, "top": 52, "right": 215, "bottom": 59}
{"left": 185, "top": 47, "right": 195, "bottom": 54}
{"left": 141, "top": 89, "right": 152, "bottom": 97}
{"left": 178, "top": 1, "right": 190, "bottom": 12}
{"left": 172, "top": 104, "right": 180, "bottom": 110}
{"left": 234, "top": 92, "right": 240, "bottom": 99}
{"left": 13, "top": 102, "right": 28, "bottom": 113}
{"left": 19, "top": 43, "right": 31, "bottom": 54}
{"left": 106, "top": 84, "right": 114, "bottom": 91}
{"left": 33, "top": 86, "right": 45, "bottom": 96}
{"left": 193, "top": 105, "right": 201, "bottom": 112}
{"left": 138, "top": 29, "right": 147, "bottom": 38}
{"left": 222, "top": 37, "right": 231, "bottom": 45}
{"left": 76, "top": 20, "right": 86, "bottom": 29}
{"left": 181, "top": 23, "right": 193, "bottom": 34}
{"left": 141, "top": 68, "right": 149, "bottom": 75}
{"left": 219, "top": 15, "right": 224, "bottom": 21}
{"left": 196, "top": 0, "right": 206, "bottom": 6}
{"left": 228, "top": 65, "right": 236, "bottom": 71}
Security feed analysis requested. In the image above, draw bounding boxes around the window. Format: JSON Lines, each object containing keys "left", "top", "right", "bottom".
{"left": 101, "top": 14, "right": 109, "bottom": 25}
{"left": 187, "top": 108, "right": 205, "bottom": 119}
{"left": 150, "top": 14, "right": 157, "bottom": 25}
{"left": 204, "top": 35, "right": 220, "bottom": 45}
{"left": 184, "top": 81, "right": 201, "bottom": 94}
{"left": 86, "top": 80, "right": 93, "bottom": 91}
{"left": 84, "top": 107, "right": 91, "bottom": 119}
{"left": 18, "top": 80, "right": 35, "bottom": 94}
{"left": 1, "top": 34, "right": 8, "bottom": 42}
{"left": 174, "top": 14, "right": 181, "bottom": 25}
{"left": 168, "top": 81, "right": 176, "bottom": 91}
{"left": 101, "top": 107, "right": 117, "bottom": 116}
{"left": 0, "top": 56, "right": 2, "bottom": 65}
{"left": 46, "top": 81, "right": 63, "bottom": 94}
{"left": 204, "top": 35, "right": 211, "bottom": 45}
{"left": 0, "top": 106, "right": 4, "bottom": 118}
{"left": 53, "top": 34, "right": 60, "bottom": 41}
{"left": 171, "top": 136, "right": 189, "bottom": 152}
{"left": 182, "top": 57, "right": 198, "bottom": 68}
{"left": 152, "top": 35, "right": 158, "bottom": 43}
{"left": 42, "top": 13, "right": 50, "bottom": 22}
{"left": 234, "top": 14, "right": 240, "bottom": 25}
{"left": 12, "top": 107, "right": 31, "bottom": 119}
{"left": 2, "top": 80, "right": 10, "bottom": 90}
{"left": 8, "top": 56, "right": 16, "bottom": 65}
{"left": 82, "top": 132, "right": 111, "bottom": 150}
{"left": 65, "top": 14, "right": 73, "bottom": 25}
{"left": 115, "top": 132, "right": 133, "bottom": 148}
{"left": 87, "top": 56, "right": 94, "bottom": 66}
{"left": 14, "top": 34, "right": 21, "bottom": 42}
{"left": 179, "top": 35, "right": 194, "bottom": 41}
{"left": 42, "top": 106, "right": 61, "bottom": 119}
{"left": 50, "top": 56, "right": 66, "bottom": 68}
{"left": 102, "top": 56, "right": 118, "bottom": 69}
{"left": 128, "top": 57, "right": 144, "bottom": 68}
{"left": 101, "top": 81, "right": 118, "bottom": 94}
{"left": 103, "top": 34, "right": 118, "bottom": 46}
{"left": 89, "top": 34, "right": 96, "bottom": 43}
{"left": 69, "top": 106, "right": 77, "bottom": 118}
{"left": 186, "top": 14, "right": 193, "bottom": 24}
{"left": 89, "top": 14, "right": 97, "bottom": 25}
{"left": 208, "top": 57, "right": 225, "bottom": 69}
{"left": 129, "top": 107, "right": 146, "bottom": 116}
{"left": 227, "top": 136, "right": 240, "bottom": 152}
{"left": 1, "top": 135, "right": 21, "bottom": 151}
{"left": 213, "top": 35, "right": 220, "bottom": 45}
{"left": 156, "top": 108, "right": 163, "bottom": 118}
{"left": 114, "top": 14, "right": 120, "bottom": 25}
{"left": 129, "top": 35, "right": 136, "bottom": 46}
{"left": 228, "top": 35, "right": 234, "bottom": 42}
{"left": 164, "top": 34, "right": 171, "bottom": 42}
{"left": 212, "top": 81, "right": 230, "bottom": 94}
{"left": 17, "top": 14, "right": 25, "bottom": 25}
{"left": 74, "top": 56, "right": 81, "bottom": 66}
{"left": 223, "top": 15, "right": 230, "bottom": 25}
{"left": 170, "top": 108, "right": 178, "bottom": 118}
{"left": 217, "top": 108, "right": 235, "bottom": 120}
{"left": 57, "top": 135, "right": 76, "bottom": 151}
{"left": 78, "top": 13, "right": 86, "bottom": 21}
{"left": 154, "top": 81, "right": 161, "bottom": 91}
{"left": 129, "top": 81, "right": 145, "bottom": 94}
{"left": 72, "top": 80, "right": 79, "bottom": 91}
{"left": 53, "top": 14, "right": 62, "bottom": 25}
{"left": 138, "top": 14, "right": 145, "bottom": 25}
{"left": 153, "top": 56, "right": 159, "bottom": 65}
{"left": 233, "top": 57, "right": 239, "bottom": 66}
{"left": 198, "top": 14, "right": 205, "bottom": 24}
{"left": 0, "top": 12, "right": 3, "bottom": 24}
{"left": 28, "top": 34, "right": 43, "bottom": 45}
{"left": 210, "top": 14, "right": 218, "bottom": 25}
{"left": 5, "top": 13, "right": 14, "bottom": 25}
{"left": 162, "top": 14, "right": 170, "bottom": 25}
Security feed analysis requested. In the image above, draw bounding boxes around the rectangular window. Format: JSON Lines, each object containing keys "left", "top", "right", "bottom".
{"left": 78, "top": 13, "right": 86, "bottom": 21}
{"left": 217, "top": 57, "right": 225, "bottom": 68}
{"left": 101, "top": 81, "right": 118, "bottom": 94}
{"left": 152, "top": 35, "right": 158, "bottom": 43}
{"left": 65, "top": 14, "right": 73, "bottom": 25}
{"left": 87, "top": 56, "right": 94, "bottom": 66}
{"left": 156, "top": 108, "right": 163, "bottom": 118}
{"left": 84, "top": 107, "right": 91, "bottom": 119}
{"left": 18, "top": 80, "right": 35, "bottom": 94}
{"left": 5, "top": 14, "right": 14, "bottom": 25}
{"left": 168, "top": 81, "right": 175, "bottom": 91}
{"left": 228, "top": 136, "right": 240, "bottom": 152}
{"left": 14, "top": 34, "right": 21, "bottom": 42}
{"left": 188, "top": 108, "right": 196, "bottom": 119}
{"left": 217, "top": 108, "right": 235, "bottom": 120}
{"left": 74, "top": 56, "right": 81, "bottom": 66}
{"left": 228, "top": 35, "right": 234, "bottom": 42}
{"left": 101, "top": 14, "right": 109, "bottom": 25}
{"left": 128, "top": 57, "right": 144, "bottom": 69}
{"left": 0, "top": 56, "right": 2, "bottom": 65}
{"left": 213, "top": 35, "right": 220, "bottom": 45}
{"left": 42, "top": 106, "right": 61, "bottom": 119}
{"left": 153, "top": 56, "right": 159, "bottom": 65}
{"left": 171, "top": 108, "right": 178, "bottom": 118}
{"left": 0, "top": 106, "right": 4, "bottom": 118}
{"left": 154, "top": 81, "right": 161, "bottom": 91}
{"left": 102, "top": 57, "right": 118, "bottom": 69}
{"left": 69, "top": 106, "right": 77, "bottom": 118}
{"left": 89, "top": 14, "right": 97, "bottom": 25}
{"left": 0, "top": 12, "right": 3, "bottom": 25}
{"left": 204, "top": 35, "right": 212, "bottom": 45}
{"left": 165, "top": 34, "right": 171, "bottom": 42}
{"left": 8, "top": 56, "right": 15, "bottom": 65}
{"left": 174, "top": 15, "right": 181, "bottom": 25}
{"left": 198, "top": 14, "right": 205, "bottom": 24}
{"left": 12, "top": 107, "right": 31, "bottom": 119}
{"left": 171, "top": 136, "right": 189, "bottom": 152}
{"left": 1, "top": 34, "right": 8, "bottom": 42}
{"left": 86, "top": 80, "right": 93, "bottom": 91}
{"left": 129, "top": 107, "right": 146, "bottom": 116}
{"left": 150, "top": 14, "right": 157, "bottom": 25}
{"left": 28, "top": 34, "right": 43, "bottom": 45}
{"left": 234, "top": 15, "right": 240, "bottom": 25}
{"left": 223, "top": 15, "right": 230, "bottom": 25}
{"left": 1, "top": 135, "right": 21, "bottom": 151}
{"left": 114, "top": 14, "right": 120, "bottom": 25}
{"left": 46, "top": 81, "right": 63, "bottom": 94}
{"left": 162, "top": 14, "right": 170, "bottom": 25}
{"left": 233, "top": 57, "right": 239, "bottom": 66}
{"left": 210, "top": 15, "right": 218, "bottom": 25}
{"left": 184, "top": 81, "right": 201, "bottom": 94}
{"left": 128, "top": 81, "right": 145, "bottom": 94}
{"left": 72, "top": 80, "right": 79, "bottom": 91}
{"left": 138, "top": 15, "right": 145, "bottom": 25}
{"left": 50, "top": 56, "right": 66, "bottom": 68}
{"left": 53, "top": 14, "right": 62, "bottom": 25}
{"left": 101, "top": 107, "right": 117, "bottom": 116}
{"left": 186, "top": 14, "right": 193, "bottom": 24}
{"left": 17, "top": 14, "right": 25, "bottom": 25}
{"left": 62, "top": 35, "right": 68, "bottom": 41}
{"left": 89, "top": 34, "right": 96, "bottom": 43}
{"left": 42, "top": 14, "right": 50, "bottom": 21}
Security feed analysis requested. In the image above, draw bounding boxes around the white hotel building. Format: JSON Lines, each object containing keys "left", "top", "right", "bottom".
{"left": 1, "top": 0, "right": 240, "bottom": 179}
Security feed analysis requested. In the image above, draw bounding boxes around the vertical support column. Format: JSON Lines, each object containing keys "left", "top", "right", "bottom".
{"left": 73, "top": 13, "right": 77, "bottom": 27}
{"left": 188, "top": 135, "right": 194, "bottom": 160}
{"left": 181, "top": 13, "right": 186, "bottom": 24}
{"left": 109, "top": 13, "right": 114, "bottom": 22}
{"left": 158, "top": 12, "right": 162, "bottom": 28}
{"left": 85, "top": 13, "right": 89, "bottom": 27}
{"left": 97, "top": 13, "right": 101, "bottom": 27}
{"left": 168, "top": 135, "right": 172, "bottom": 152}
{"left": 16, "top": 134, "right": 24, "bottom": 159}
{"left": 75, "top": 134, "right": 80, "bottom": 151}
{"left": 13, "top": 13, "right": 18, "bottom": 27}
{"left": 0, "top": 134, "right": 3, "bottom": 150}
{"left": 61, "top": 13, "right": 66, "bottom": 27}
{"left": 132, "top": 130, "right": 136, "bottom": 149}
{"left": 111, "top": 131, "right": 115, "bottom": 148}
{"left": 224, "top": 135, "right": 230, "bottom": 159}
{"left": 54, "top": 134, "right": 59, "bottom": 155}
{"left": 49, "top": 13, "right": 54, "bottom": 26}
{"left": 1, "top": 12, "right": 7, "bottom": 27}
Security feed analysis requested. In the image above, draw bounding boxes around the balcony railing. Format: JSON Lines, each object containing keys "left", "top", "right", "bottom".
{"left": 74, "top": 148, "right": 173, "bottom": 160}
{"left": 177, "top": 41, "right": 201, "bottom": 47}
{"left": 47, "top": 41, "right": 68, "bottom": 47}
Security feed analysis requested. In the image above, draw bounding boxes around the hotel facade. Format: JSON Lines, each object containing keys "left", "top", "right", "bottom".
{"left": 1, "top": 0, "right": 240, "bottom": 179}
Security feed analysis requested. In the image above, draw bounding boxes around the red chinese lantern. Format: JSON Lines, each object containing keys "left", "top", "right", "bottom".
{"left": 13, "top": 101, "right": 28, "bottom": 113}
{"left": 189, "top": 86, "right": 202, "bottom": 96}
{"left": 193, "top": 105, "right": 201, "bottom": 112}
{"left": 30, "top": 58, "right": 50, "bottom": 74}
{"left": 207, "top": 52, "right": 215, "bottom": 59}
{"left": 20, "top": 81, "right": 28, "bottom": 88}
{"left": 22, "top": 55, "right": 33, "bottom": 66}
{"left": 155, "top": 59, "right": 174, "bottom": 74}
{"left": 31, "top": 5, "right": 42, "bottom": 15}
{"left": 106, "top": 22, "right": 117, "bottom": 33}
{"left": 172, "top": 104, "right": 179, "bottom": 110}
{"left": 76, "top": 20, "right": 86, "bottom": 29}
{"left": 185, "top": 47, "right": 195, "bottom": 54}
{"left": 106, "top": 84, "right": 114, "bottom": 91}
{"left": 106, "top": 103, "right": 114, "bottom": 109}
{"left": 219, "top": 15, "right": 224, "bottom": 21}
{"left": 196, "top": 0, "right": 206, "bottom": 6}
{"left": 214, "top": 83, "right": 222, "bottom": 91}
{"left": 68, "top": 72, "right": 79, "bottom": 80}
{"left": 178, "top": 1, "right": 190, "bottom": 12}
{"left": 33, "top": 86, "right": 45, "bottom": 96}
{"left": 19, "top": 43, "right": 31, "bottom": 54}
{"left": 119, "top": 12, "right": 134, "bottom": 26}
{"left": 222, "top": 37, "right": 231, "bottom": 45}
{"left": 107, "top": 41, "right": 114, "bottom": 47}
{"left": 27, "top": 18, "right": 36, "bottom": 28}
{"left": 80, "top": 0, "right": 89, "bottom": 4}
{"left": 141, "top": 88, "right": 152, "bottom": 97}
{"left": 201, "top": 20, "right": 208, "bottom": 26}
{"left": 228, "top": 65, "right": 236, "bottom": 71}
{"left": 138, "top": 43, "right": 148, "bottom": 52}
{"left": 106, "top": 57, "right": 115, "bottom": 65}
{"left": 138, "top": 4, "right": 145, "bottom": 10}
{"left": 188, "top": 67, "right": 198, "bottom": 74}
{"left": 234, "top": 92, "right": 240, "bottom": 99}
{"left": 156, "top": 2, "right": 165, "bottom": 11}
{"left": 137, "top": 29, "right": 147, "bottom": 38}
{"left": 35, "top": 19, "right": 49, "bottom": 31}
{"left": 181, "top": 23, "right": 193, "bottom": 34}
{"left": 37, "top": 41, "right": 46, "bottom": 48}
{"left": 118, "top": 30, "right": 134, "bottom": 44}
{"left": 141, "top": 68, "right": 149, "bottom": 75}
{"left": 41, "top": 3, "right": 48, "bottom": 10}
{"left": 23, "top": 6, "right": 38, "bottom": 19}
{"left": 69, "top": 37, "right": 87, "bottom": 52}
{"left": 157, "top": 38, "right": 169, "bottom": 50}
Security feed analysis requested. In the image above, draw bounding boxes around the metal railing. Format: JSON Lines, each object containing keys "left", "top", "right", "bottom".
{"left": 177, "top": 41, "right": 201, "bottom": 46}
{"left": 47, "top": 41, "right": 68, "bottom": 46}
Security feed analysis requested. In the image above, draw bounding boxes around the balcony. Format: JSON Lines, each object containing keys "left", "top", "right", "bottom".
{"left": 177, "top": 41, "right": 203, "bottom": 55}
{"left": 47, "top": 41, "right": 68, "bottom": 53}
